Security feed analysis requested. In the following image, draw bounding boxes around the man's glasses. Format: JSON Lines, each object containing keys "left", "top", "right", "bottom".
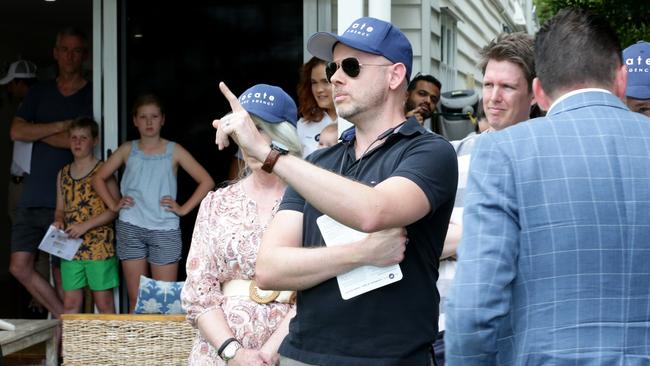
{"left": 325, "top": 57, "right": 393, "bottom": 82}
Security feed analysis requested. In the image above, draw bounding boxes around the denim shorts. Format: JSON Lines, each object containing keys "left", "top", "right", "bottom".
{"left": 115, "top": 220, "right": 182, "bottom": 265}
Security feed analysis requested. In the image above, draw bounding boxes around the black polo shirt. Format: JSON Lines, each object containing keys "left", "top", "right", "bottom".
{"left": 278, "top": 118, "right": 458, "bottom": 366}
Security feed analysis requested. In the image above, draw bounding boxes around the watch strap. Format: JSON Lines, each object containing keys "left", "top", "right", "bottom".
{"left": 217, "top": 337, "right": 237, "bottom": 358}
{"left": 262, "top": 148, "right": 282, "bottom": 173}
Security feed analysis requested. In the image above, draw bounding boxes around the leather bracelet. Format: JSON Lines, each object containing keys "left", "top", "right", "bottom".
{"left": 262, "top": 148, "right": 282, "bottom": 173}
{"left": 217, "top": 337, "right": 237, "bottom": 357}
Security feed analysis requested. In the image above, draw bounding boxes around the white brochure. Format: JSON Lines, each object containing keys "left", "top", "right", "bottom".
{"left": 316, "top": 215, "right": 402, "bottom": 300}
{"left": 38, "top": 225, "right": 83, "bottom": 261}
{"left": 12, "top": 141, "right": 32, "bottom": 175}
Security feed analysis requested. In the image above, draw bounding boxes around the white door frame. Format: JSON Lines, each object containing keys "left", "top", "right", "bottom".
{"left": 92, "top": 0, "right": 119, "bottom": 159}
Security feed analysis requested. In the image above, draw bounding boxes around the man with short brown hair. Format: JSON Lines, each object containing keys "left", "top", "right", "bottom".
{"left": 446, "top": 9, "right": 650, "bottom": 365}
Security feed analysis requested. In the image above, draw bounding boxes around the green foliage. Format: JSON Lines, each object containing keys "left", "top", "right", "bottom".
{"left": 534, "top": 0, "right": 649, "bottom": 48}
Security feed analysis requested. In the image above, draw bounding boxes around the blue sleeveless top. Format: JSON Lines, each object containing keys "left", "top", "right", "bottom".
{"left": 119, "top": 140, "right": 178, "bottom": 230}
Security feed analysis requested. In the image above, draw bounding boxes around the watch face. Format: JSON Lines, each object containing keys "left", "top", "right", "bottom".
{"left": 223, "top": 341, "right": 241, "bottom": 359}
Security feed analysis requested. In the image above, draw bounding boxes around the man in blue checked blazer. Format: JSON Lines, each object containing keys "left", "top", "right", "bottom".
{"left": 445, "top": 8, "right": 650, "bottom": 365}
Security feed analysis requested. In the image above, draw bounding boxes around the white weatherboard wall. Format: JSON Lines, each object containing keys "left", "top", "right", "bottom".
{"left": 388, "top": 0, "right": 536, "bottom": 92}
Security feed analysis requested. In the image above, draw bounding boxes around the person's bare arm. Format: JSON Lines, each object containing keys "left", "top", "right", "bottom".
{"left": 10, "top": 116, "right": 71, "bottom": 143}
{"left": 260, "top": 306, "right": 296, "bottom": 360}
{"left": 271, "top": 157, "right": 431, "bottom": 232}
{"left": 441, "top": 221, "right": 462, "bottom": 259}
{"left": 214, "top": 82, "right": 431, "bottom": 233}
{"left": 162, "top": 144, "right": 215, "bottom": 216}
{"left": 92, "top": 143, "right": 131, "bottom": 212}
{"left": 41, "top": 131, "right": 72, "bottom": 149}
{"left": 256, "top": 210, "right": 407, "bottom": 290}
{"left": 53, "top": 171, "right": 65, "bottom": 230}
{"left": 196, "top": 309, "right": 270, "bottom": 366}
{"left": 66, "top": 176, "right": 121, "bottom": 238}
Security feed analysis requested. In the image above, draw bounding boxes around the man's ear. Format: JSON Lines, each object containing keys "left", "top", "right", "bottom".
{"left": 533, "top": 77, "right": 551, "bottom": 111}
{"left": 389, "top": 63, "right": 408, "bottom": 90}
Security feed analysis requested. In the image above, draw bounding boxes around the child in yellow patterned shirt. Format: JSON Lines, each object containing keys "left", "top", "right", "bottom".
{"left": 53, "top": 117, "right": 120, "bottom": 313}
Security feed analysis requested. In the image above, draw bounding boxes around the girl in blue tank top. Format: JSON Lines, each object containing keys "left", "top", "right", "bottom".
{"left": 93, "top": 94, "right": 214, "bottom": 312}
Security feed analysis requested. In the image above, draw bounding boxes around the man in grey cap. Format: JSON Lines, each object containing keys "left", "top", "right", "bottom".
{"left": 1, "top": 60, "right": 38, "bottom": 222}
{"left": 213, "top": 16, "right": 457, "bottom": 365}
{"left": 623, "top": 40, "right": 650, "bottom": 117}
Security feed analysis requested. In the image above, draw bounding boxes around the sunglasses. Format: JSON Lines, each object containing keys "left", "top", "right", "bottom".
{"left": 325, "top": 57, "right": 393, "bottom": 82}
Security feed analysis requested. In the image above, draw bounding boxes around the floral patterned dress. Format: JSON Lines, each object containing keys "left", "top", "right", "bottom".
{"left": 181, "top": 182, "right": 293, "bottom": 366}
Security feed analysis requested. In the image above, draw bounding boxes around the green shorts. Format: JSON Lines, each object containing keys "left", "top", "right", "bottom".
{"left": 61, "top": 257, "right": 119, "bottom": 291}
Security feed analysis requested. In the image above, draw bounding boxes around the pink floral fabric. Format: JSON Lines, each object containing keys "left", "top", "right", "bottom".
{"left": 181, "top": 182, "right": 293, "bottom": 366}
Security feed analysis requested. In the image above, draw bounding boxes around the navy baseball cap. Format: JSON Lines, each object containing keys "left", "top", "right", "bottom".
{"left": 307, "top": 17, "right": 413, "bottom": 80}
{"left": 238, "top": 84, "right": 297, "bottom": 126}
{"left": 623, "top": 41, "right": 650, "bottom": 99}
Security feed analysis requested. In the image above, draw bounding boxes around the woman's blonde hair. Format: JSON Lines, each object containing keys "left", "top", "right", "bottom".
{"left": 234, "top": 116, "right": 302, "bottom": 180}
{"left": 252, "top": 116, "right": 302, "bottom": 157}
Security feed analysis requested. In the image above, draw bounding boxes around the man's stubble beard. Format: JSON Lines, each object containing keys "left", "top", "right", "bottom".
{"left": 335, "top": 87, "right": 386, "bottom": 123}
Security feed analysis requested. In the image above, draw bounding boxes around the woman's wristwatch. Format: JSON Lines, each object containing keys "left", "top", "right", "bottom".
{"left": 218, "top": 337, "right": 242, "bottom": 362}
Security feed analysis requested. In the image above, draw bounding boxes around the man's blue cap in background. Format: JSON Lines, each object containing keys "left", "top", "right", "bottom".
{"left": 238, "top": 84, "right": 297, "bottom": 126}
{"left": 623, "top": 40, "right": 650, "bottom": 99}
{"left": 307, "top": 17, "right": 413, "bottom": 80}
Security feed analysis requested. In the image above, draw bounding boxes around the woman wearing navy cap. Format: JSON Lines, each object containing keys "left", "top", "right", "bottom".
{"left": 181, "top": 84, "right": 301, "bottom": 366}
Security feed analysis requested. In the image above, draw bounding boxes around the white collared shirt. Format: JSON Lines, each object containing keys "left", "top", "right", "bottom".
{"left": 547, "top": 88, "right": 612, "bottom": 114}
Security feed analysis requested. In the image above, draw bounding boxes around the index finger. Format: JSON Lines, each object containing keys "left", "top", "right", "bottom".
{"left": 219, "top": 81, "right": 245, "bottom": 113}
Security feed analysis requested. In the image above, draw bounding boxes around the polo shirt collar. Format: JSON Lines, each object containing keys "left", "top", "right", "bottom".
{"left": 339, "top": 116, "right": 425, "bottom": 143}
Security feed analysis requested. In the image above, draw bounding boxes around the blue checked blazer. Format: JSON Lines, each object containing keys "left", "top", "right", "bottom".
{"left": 445, "top": 91, "right": 650, "bottom": 365}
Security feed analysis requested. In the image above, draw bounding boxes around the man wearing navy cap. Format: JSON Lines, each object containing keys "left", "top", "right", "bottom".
{"left": 214, "top": 16, "right": 457, "bottom": 366}
{"left": 623, "top": 40, "right": 650, "bottom": 117}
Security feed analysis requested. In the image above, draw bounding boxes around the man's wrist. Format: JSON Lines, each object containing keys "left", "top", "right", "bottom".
{"left": 348, "top": 238, "right": 369, "bottom": 267}
{"left": 58, "top": 120, "right": 71, "bottom": 132}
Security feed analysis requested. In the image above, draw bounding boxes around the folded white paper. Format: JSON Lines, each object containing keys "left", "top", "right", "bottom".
{"left": 12, "top": 141, "right": 32, "bottom": 175}
{"left": 38, "top": 225, "right": 82, "bottom": 261}
{"left": 316, "top": 215, "right": 402, "bottom": 300}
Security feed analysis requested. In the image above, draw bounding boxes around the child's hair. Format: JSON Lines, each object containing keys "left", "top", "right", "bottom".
{"left": 320, "top": 123, "right": 337, "bottom": 136}
{"left": 132, "top": 94, "right": 165, "bottom": 116}
{"left": 69, "top": 116, "right": 99, "bottom": 138}
{"left": 317, "top": 123, "right": 338, "bottom": 148}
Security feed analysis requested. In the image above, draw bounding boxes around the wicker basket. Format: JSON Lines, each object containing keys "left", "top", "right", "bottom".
{"left": 61, "top": 314, "right": 197, "bottom": 366}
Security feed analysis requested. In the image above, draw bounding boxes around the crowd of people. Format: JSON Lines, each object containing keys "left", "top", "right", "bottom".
{"left": 2, "top": 6, "right": 650, "bottom": 366}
